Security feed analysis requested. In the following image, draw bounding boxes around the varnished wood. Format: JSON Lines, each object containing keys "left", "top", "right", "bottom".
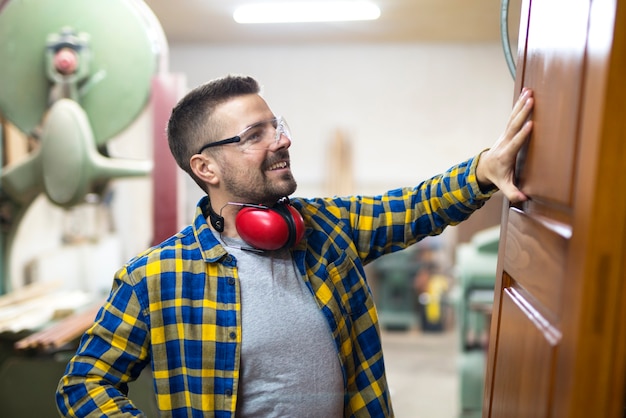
{"left": 517, "top": 0, "right": 590, "bottom": 206}
{"left": 484, "top": 0, "right": 626, "bottom": 416}
{"left": 490, "top": 278, "right": 559, "bottom": 417}
{"left": 503, "top": 208, "right": 568, "bottom": 319}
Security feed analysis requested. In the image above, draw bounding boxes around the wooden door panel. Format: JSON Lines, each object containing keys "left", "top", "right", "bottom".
{"left": 503, "top": 209, "right": 568, "bottom": 318}
{"left": 490, "top": 281, "right": 558, "bottom": 417}
{"left": 517, "top": 0, "right": 590, "bottom": 206}
{"left": 485, "top": 0, "right": 626, "bottom": 416}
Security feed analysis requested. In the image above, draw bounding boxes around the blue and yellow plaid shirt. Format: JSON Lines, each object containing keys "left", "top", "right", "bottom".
{"left": 56, "top": 155, "right": 494, "bottom": 417}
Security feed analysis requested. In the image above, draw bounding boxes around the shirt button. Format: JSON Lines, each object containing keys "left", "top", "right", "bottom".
{"left": 224, "top": 255, "right": 233, "bottom": 263}
{"left": 228, "top": 277, "right": 236, "bottom": 285}
{"left": 225, "top": 388, "right": 233, "bottom": 396}
{"left": 229, "top": 331, "right": 237, "bottom": 340}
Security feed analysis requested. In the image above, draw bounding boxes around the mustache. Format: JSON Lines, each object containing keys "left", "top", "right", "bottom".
{"left": 263, "top": 150, "right": 290, "bottom": 169}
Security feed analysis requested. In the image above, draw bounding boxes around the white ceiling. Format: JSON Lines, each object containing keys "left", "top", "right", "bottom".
{"left": 143, "top": 0, "right": 517, "bottom": 45}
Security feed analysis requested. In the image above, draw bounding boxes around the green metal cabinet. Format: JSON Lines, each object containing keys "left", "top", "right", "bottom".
{"left": 454, "top": 226, "right": 499, "bottom": 418}
{"left": 371, "top": 250, "right": 421, "bottom": 331}
{"left": 0, "top": 338, "right": 157, "bottom": 417}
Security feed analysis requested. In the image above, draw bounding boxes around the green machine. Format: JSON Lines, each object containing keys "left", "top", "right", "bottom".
{"left": 372, "top": 249, "right": 421, "bottom": 331}
{"left": 453, "top": 226, "right": 500, "bottom": 418}
{"left": 0, "top": 0, "right": 167, "bottom": 415}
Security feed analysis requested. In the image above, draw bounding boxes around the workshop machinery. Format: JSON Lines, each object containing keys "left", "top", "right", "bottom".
{"left": 0, "top": 0, "right": 169, "bottom": 415}
{"left": 454, "top": 226, "right": 499, "bottom": 418}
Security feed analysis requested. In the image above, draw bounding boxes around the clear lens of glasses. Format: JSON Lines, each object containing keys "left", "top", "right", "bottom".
{"left": 239, "top": 116, "right": 291, "bottom": 150}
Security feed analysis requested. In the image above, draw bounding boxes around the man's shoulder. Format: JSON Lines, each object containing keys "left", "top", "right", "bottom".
{"left": 123, "top": 225, "right": 197, "bottom": 271}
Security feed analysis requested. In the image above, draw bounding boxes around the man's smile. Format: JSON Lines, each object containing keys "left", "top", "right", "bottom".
{"left": 267, "top": 160, "right": 289, "bottom": 171}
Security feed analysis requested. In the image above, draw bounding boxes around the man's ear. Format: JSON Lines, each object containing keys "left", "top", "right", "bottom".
{"left": 190, "top": 153, "right": 220, "bottom": 186}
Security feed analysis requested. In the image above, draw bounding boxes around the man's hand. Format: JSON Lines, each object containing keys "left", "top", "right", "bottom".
{"left": 476, "top": 88, "right": 534, "bottom": 203}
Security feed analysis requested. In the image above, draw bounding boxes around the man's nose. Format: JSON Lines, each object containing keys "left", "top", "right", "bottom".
{"left": 271, "top": 131, "right": 291, "bottom": 150}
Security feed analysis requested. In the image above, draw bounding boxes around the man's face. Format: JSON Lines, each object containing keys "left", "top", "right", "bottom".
{"left": 213, "top": 94, "right": 297, "bottom": 205}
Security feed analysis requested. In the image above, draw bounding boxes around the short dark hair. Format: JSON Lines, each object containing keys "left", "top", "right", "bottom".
{"left": 167, "top": 75, "right": 260, "bottom": 190}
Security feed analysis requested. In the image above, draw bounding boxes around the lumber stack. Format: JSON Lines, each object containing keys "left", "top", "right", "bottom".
{"left": 0, "top": 281, "right": 99, "bottom": 352}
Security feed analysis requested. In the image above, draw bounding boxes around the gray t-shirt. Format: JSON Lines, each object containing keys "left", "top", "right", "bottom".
{"left": 222, "top": 239, "right": 344, "bottom": 417}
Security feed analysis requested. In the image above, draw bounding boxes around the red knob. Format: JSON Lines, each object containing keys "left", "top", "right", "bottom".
{"left": 54, "top": 48, "right": 79, "bottom": 75}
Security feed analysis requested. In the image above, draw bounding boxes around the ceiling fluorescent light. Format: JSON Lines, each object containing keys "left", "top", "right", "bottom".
{"left": 233, "top": 1, "right": 381, "bottom": 24}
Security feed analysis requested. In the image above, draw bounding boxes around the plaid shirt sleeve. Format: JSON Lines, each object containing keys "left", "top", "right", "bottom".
{"left": 56, "top": 210, "right": 240, "bottom": 417}
{"left": 55, "top": 264, "right": 152, "bottom": 417}
{"left": 309, "top": 154, "right": 495, "bottom": 263}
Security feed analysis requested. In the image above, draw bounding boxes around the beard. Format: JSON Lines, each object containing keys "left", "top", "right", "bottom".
{"left": 221, "top": 152, "right": 298, "bottom": 205}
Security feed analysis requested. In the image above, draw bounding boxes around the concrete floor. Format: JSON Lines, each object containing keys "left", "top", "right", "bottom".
{"left": 382, "top": 328, "right": 460, "bottom": 418}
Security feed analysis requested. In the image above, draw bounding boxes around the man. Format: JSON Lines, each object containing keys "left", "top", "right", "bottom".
{"left": 56, "top": 75, "right": 534, "bottom": 417}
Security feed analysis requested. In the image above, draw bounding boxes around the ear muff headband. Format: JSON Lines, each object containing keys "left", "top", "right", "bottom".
{"left": 206, "top": 201, "right": 225, "bottom": 232}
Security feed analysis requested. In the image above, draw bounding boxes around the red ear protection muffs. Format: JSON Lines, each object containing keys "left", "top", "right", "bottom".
{"left": 235, "top": 202, "right": 305, "bottom": 251}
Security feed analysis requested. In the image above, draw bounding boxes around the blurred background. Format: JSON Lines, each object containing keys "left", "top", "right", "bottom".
{"left": 0, "top": 0, "right": 522, "bottom": 416}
